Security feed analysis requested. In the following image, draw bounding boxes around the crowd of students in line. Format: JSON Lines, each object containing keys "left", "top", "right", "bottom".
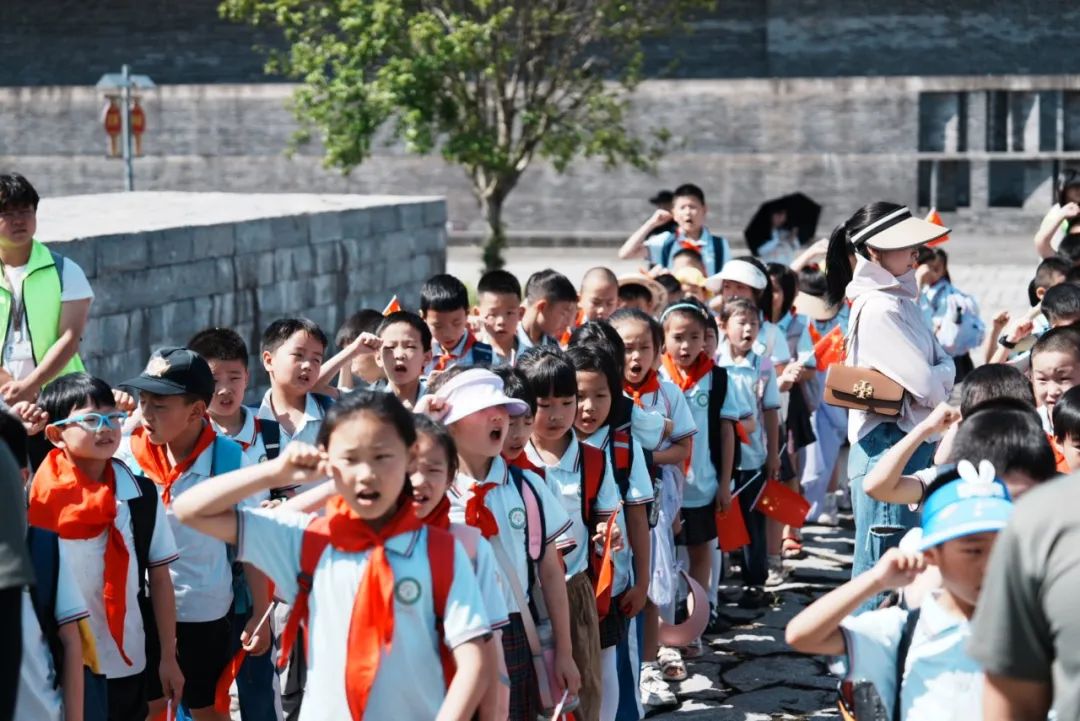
{"left": 3, "top": 171, "right": 1080, "bottom": 721}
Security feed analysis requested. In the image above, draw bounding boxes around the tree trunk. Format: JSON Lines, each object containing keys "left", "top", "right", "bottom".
{"left": 480, "top": 193, "right": 507, "bottom": 272}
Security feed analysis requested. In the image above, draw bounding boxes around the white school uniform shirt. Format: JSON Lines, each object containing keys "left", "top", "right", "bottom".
{"left": 833, "top": 592, "right": 983, "bottom": 721}
{"left": 515, "top": 324, "right": 558, "bottom": 353}
{"left": 448, "top": 456, "right": 572, "bottom": 614}
{"left": 257, "top": 391, "right": 328, "bottom": 447}
{"left": 524, "top": 436, "right": 620, "bottom": 579}
{"left": 58, "top": 460, "right": 178, "bottom": 678}
{"left": 659, "top": 363, "right": 742, "bottom": 508}
{"left": 2, "top": 254, "right": 93, "bottom": 382}
{"left": 629, "top": 404, "right": 666, "bottom": 452}
{"left": 238, "top": 510, "right": 491, "bottom": 721}
{"left": 450, "top": 525, "right": 511, "bottom": 630}
{"left": 16, "top": 552, "right": 89, "bottom": 721}
{"left": 1038, "top": 404, "right": 1053, "bottom": 435}
{"left": 582, "top": 427, "right": 653, "bottom": 595}
{"left": 211, "top": 405, "right": 271, "bottom": 466}
{"left": 718, "top": 342, "right": 781, "bottom": 471}
{"left": 117, "top": 438, "right": 253, "bottom": 624}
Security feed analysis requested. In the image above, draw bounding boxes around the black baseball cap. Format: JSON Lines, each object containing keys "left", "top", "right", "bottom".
{"left": 649, "top": 190, "right": 674, "bottom": 206}
{"left": 121, "top": 347, "right": 215, "bottom": 400}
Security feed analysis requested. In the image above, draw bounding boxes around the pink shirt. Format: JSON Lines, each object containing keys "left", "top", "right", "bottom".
{"left": 845, "top": 257, "right": 954, "bottom": 442}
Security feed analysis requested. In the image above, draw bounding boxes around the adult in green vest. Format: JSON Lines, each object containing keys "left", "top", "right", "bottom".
{"left": 0, "top": 173, "right": 93, "bottom": 407}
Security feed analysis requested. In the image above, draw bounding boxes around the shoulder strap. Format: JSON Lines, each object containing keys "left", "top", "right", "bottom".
{"left": 126, "top": 468, "right": 159, "bottom": 599}
{"left": 608, "top": 426, "right": 633, "bottom": 499}
{"left": 49, "top": 251, "right": 65, "bottom": 293}
{"left": 27, "top": 525, "right": 64, "bottom": 687}
{"left": 427, "top": 527, "right": 457, "bottom": 689}
{"left": 894, "top": 608, "right": 922, "bottom": 721}
{"left": 312, "top": 393, "right": 335, "bottom": 414}
{"left": 659, "top": 232, "right": 677, "bottom": 268}
{"left": 578, "top": 443, "right": 605, "bottom": 531}
{"left": 211, "top": 436, "right": 245, "bottom": 477}
{"left": 472, "top": 342, "right": 493, "bottom": 367}
{"left": 258, "top": 418, "right": 282, "bottom": 461}
{"left": 708, "top": 367, "right": 733, "bottom": 477}
{"left": 277, "top": 516, "right": 332, "bottom": 670}
{"left": 711, "top": 233, "right": 727, "bottom": 271}
{"left": 509, "top": 465, "right": 545, "bottom": 563}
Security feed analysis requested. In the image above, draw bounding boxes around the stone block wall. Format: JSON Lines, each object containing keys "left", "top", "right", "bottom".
{"left": 39, "top": 192, "right": 447, "bottom": 398}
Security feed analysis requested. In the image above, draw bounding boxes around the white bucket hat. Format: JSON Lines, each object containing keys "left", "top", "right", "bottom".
{"left": 705, "top": 259, "right": 768, "bottom": 294}
{"left": 850, "top": 206, "right": 949, "bottom": 250}
{"left": 435, "top": 368, "right": 530, "bottom": 425}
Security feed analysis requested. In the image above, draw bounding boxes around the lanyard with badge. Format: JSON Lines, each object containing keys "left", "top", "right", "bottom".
{"left": 3, "top": 268, "right": 32, "bottom": 366}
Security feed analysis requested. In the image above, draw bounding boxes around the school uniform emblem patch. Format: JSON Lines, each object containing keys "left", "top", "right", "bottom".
{"left": 694, "top": 392, "right": 709, "bottom": 408}
{"left": 394, "top": 577, "right": 422, "bottom": 605}
{"left": 509, "top": 507, "right": 527, "bottom": 530}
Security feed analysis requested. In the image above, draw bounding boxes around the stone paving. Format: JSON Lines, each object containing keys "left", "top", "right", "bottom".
{"left": 645, "top": 521, "right": 853, "bottom": 720}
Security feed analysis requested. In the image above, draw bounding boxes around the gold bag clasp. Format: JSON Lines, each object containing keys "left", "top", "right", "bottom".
{"left": 853, "top": 380, "right": 874, "bottom": 400}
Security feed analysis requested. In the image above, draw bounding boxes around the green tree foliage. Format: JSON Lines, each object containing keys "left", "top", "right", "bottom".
{"left": 221, "top": 0, "right": 712, "bottom": 269}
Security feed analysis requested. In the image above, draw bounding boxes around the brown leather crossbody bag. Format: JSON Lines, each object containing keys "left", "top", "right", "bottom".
{"left": 823, "top": 303, "right": 905, "bottom": 416}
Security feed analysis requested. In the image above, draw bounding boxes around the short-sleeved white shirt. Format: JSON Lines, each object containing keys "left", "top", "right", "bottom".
{"left": 448, "top": 456, "right": 571, "bottom": 614}
{"left": 118, "top": 438, "right": 251, "bottom": 624}
{"left": 2, "top": 253, "right": 93, "bottom": 381}
{"left": 582, "top": 427, "right": 653, "bottom": 595}
{"left": 238, "top": 509, "right": 491, "bottom": 721}
{"left": 57, "top": 460, "right": 178, "bottom": 678}
{"left": 16, "top": 549, "right": 89, "bottom": 721}
{"left": 524, "top": 436, "right": 619, "bottom": 579}
{"left": 426, "top": 333, "right": 502, "bottom": 376}
{"left": 629, "top": 405, "right": 665, "bottom": 452}
{"left": 257, "top": 391, "right": 329, "bottom": 448}
{"left": 658, "top": 366, "right": 742, "bottom": 508}
{"left": 718, "top": 344, "right": 781, "bottom": 471}
{"left": 835, "top": 592, "right": 982, "bottom": 721}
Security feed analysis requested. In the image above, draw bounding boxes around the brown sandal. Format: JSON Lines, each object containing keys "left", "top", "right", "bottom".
{"left": 782, "top": 535, "right": 804, "bottom": 559}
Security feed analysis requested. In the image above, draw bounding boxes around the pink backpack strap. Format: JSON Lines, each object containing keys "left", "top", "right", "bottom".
{"left": 449, "top": 523, "right": 480, "bottom": 563}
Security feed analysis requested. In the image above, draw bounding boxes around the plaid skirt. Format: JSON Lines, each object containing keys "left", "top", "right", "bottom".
{"left": 503, "top": 613, "right": 540, "bottom": 721}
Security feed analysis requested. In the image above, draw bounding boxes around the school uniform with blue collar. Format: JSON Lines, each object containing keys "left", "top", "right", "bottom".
{"left": 920, "top": 278, "right": 985, "bottom": 382}
{"left": 426, "top": 331, "right": 500, "bottom": 375}
{"left": 256, "top": 390, "right": 332, "bottom": 448}
{"left": 515, "top": 324, "right": 558, "bottom": 354}
{"left": 718, "top": 341, "right": 780, "bottom": 588}
{"left": 238, "top": 510, "right": 491, "bottom": 721}
{"left": 643, "top": 227, "right": 731, "bottom": 276}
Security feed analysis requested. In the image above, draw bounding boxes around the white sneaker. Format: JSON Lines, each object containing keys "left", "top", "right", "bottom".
{"left": 640, "top": 662, "right": 678, "bottom": 709}
{"left": 765, "top": 555, "right": 787, "bottom": 587}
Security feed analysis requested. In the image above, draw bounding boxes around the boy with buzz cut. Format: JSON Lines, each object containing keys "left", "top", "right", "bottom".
{"left": 421, "top": 273, "right": 496, "bottom": 374}
{"left": 520, "top": 269, "right": 578, "bottom": 352}
{"left": 578, "top": 267, "right": 619, "bottom": 324}
{"left": 618, "top": 183, "right": 731, "bottom": 277}
{"left": 376, "top": 310, "right": 433, "bottom": 408}
{"left": 256, "top": 317, "right": 333, "bottom": 447}
{"left": 116, "top": 348, "right": 250, "bottom": 721}
{"left": 787, "top": 461, "right": 1014, "bottom": 721}
{"left": 476, "top": 270, "right": 526, "bottom": 366}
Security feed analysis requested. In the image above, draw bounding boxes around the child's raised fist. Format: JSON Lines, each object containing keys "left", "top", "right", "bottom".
{"left": 112, "top": 389, "right": 137, "bottom": 413}
{"left": 920, "top": 402, "right": 961, "bottom": 435}
{"left": 350, "top": 332, "right": 382, "bottom": 356}
{"left": 649, "top": 209, "right": 673, "bottom": 228}
{"left": 872, "top": 547, "right": 926, "bottom": 591}
{"left": 278, "top": 442, "right": 330, "bottom": 486}
{"left": 11, "top": 401, "right": 48, "bottom": 436}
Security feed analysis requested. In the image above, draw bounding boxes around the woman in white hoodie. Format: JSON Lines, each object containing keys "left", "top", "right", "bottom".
{"left": 823, "top": 202, "right": 954, "bottom": 611}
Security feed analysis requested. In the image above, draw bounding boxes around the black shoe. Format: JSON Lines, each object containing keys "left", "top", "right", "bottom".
{"left": 705, "top": 605, "right": 730, "bottom": 635}
{"left": 737, "top": 587, "right": 766, "bottom": 609}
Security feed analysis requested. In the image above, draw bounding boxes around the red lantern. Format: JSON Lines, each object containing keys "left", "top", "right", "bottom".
{"left": 130, "top": 100, "right": 146, "bottom": 156}
{"left": 101, "top": 99, "right": 121, "bottom": 157}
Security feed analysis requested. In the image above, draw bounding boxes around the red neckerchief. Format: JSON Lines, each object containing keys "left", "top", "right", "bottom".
{"left": 129, "top": 423, "right": 217, "bottom": 505}
{"left": 434, "top": 330, "right": 478, "bottom": 372}
{"left": 661, "top": 352, "right": 714, "bottom": 392}
{"left": 505, "top": 450, "right": 546, "bottom": 477}
{"left": 624, "top": 371, "right": 661, "bottom": 408}
{"left": 423, "top": 495, "right": 452, "bottom": 530}
{"left": 560, "top": 308, "right": 585, "bottom": 347}
{"left": 29, "top": 450, "right": 133, "bottom": 666}
{"left": 464, "top": 482, "right": 500, "bottom": 538}
{"left": 325, "top": 496, "right": 425, "bottom": 721}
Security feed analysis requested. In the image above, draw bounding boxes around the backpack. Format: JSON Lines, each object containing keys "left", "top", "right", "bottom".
{"left": 471, "top": 342, "right": 494, "bottom": 367}
{"left": 311, "top": 393, "right": 335, "bottom": 415}
{"left": 279, "top": 523, "right": 457, "bottom": 689}
{"left": 257, "top": 418, "right": 282, "bottom": 461}
{"left": 659, "top": 231, "right": 729, "bottom": 274}
{"left": 837, "top": 607, "right": 922, "bottom": 721}
{"left": 576, "top": 443, "right": 613, "bottom": 616}
{"left": 506, "top": 464, "right": 547, "bottom": 593}
{"left": 706, "top": 367, "right": 738, "bottom": 479}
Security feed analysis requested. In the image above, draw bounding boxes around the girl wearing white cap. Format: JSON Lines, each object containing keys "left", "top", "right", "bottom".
{"left": 823, "top": 202, "right": 954, "bottom": 611}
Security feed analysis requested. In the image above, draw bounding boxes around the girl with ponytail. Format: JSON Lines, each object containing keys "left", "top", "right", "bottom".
{"left": 826, "top": 202, "right": 954, "bottom": 611}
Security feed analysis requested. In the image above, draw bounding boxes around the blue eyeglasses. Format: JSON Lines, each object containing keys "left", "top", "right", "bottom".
{"left": 50, "top": 412, "right": 128, "bottom": 433}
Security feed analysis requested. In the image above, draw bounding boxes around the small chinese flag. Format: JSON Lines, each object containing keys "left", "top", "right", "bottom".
{"left": 716, "top": 503, "right": 750, "bottom": 551}
{"left": 926, "top": 208, "right": 950, "bottom": 247}
{"left": 811, "top": 325, "right": 845, "bottom": 371}
{"left": 752, "top": 480, "right": 811, "bottom": 528}
{"left": 593, "top": 506, "right": 620, "bottom": 619}
{"left": 734, "top": 421, "right": 752, "bottom": 446}
{"left": 214, "top": 648, "right": 247, "bottom": 713}
{"left": 383, "top": 295, "right": 402, "bottom": 315}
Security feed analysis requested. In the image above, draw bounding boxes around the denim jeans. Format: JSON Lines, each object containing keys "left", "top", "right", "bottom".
{"left": 848, "top": 422, "right": 934, "bottom": 613}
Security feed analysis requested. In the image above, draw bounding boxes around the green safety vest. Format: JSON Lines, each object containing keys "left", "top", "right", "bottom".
{"left": 0, "top": 240, "right": 86, "bottom": 386}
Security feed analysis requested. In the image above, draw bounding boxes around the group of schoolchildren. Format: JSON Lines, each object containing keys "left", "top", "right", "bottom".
{"left": 6, "top": 167, "right": 1080, "bottom": 721}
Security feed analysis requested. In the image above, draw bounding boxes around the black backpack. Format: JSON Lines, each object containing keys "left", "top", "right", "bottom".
{"left": 706, "top": 367, "right": 739, "bottom": 479}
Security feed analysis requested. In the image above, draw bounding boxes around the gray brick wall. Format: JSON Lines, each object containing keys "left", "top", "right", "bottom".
{"left": 44, "top": 194, "right": 447, "bottom": 399}
{"left": 3, "top": 0, "right": 1080, "bottom": 86}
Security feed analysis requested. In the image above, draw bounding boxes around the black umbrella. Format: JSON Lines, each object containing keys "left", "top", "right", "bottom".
{"left": 744, "top": 193, "right": 822, "bottom": 255}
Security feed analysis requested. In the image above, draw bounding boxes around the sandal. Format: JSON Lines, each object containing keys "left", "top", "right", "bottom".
{"left": 782, "top": 535, "right": 804, "bottom": 559}
{"left": 657, "top": 646, "right": 687, "bottom": 681}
